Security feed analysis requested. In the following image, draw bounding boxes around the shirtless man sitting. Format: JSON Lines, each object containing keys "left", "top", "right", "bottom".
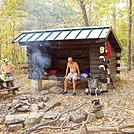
{"left": 63, "top": 57, "right": 80, "bottom": 95}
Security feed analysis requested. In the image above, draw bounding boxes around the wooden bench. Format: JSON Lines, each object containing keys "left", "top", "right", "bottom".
{"left": 0, "top": 79, "right": 20, "bottom": 95}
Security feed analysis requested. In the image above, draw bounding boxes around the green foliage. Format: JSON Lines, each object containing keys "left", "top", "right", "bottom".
{"left": 0, "top": 0, "right": 133, "bottom": 66}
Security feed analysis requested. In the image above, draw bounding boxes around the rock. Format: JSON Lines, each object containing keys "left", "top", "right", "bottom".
{"left": 0, "top": 125, "right": 6, "bottom": 131}
{"left": 17, "top": 105, "right": 30, "bottom": 112}
{"left": 93, "top": 105, "right": 103, "bottom": 111}
{"left": 31, "top": 104, "right": 38, "bottom": 112}
{"left": 5, "top": 114, "right": 29, "bottom": 125}
{"left": 25, "top": 112, "right": 43, "bottom": 129}
{"left": 0, "top": 115, "right": 4, "bottom": 123}
{"left": 57, "top": 113, "right": 70, "bottom": 126}
{"left": 94, "top": 110, "right": 104, "bottom": 119}
{"left": 43, "top": 111, "right": 59, "bottom": 119}
{"left": 44, "top": 100, "right": 61, "bottom": 112}
{"left": 42, "top": 96, "right": 49, "bottom": 102}
{"left": 17, "top": 96, "right": 28, "bottom": 100}
{"left": 38, "top": 102, "right": 44, "bottom": 109}
{"left": 70, "top": 112, "right": 86, "bottom": 123}
{"left": 49, "top": 86, "right": 63, "bottom": 94}
{"left": 8, "top": 123, "right": 23, "bottom": 132}
{"left": 40, "top": 90, "right": 49, "bottom": 95}
{"left": 87, "top": 113, "right": 96, "bottom": 124}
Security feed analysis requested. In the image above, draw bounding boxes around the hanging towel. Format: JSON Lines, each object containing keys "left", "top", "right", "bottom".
{"left": 105, "top": 42, "right": 112, "bottom": 58}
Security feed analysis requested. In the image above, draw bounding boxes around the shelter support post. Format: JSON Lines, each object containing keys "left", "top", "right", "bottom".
{"left": 37, "top": 80, "right": 42, "bottom": 90}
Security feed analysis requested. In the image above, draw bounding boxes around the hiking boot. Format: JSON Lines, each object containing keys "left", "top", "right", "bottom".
{"left": 62, "top": 91, "right": 67, "bottom": 95}
{"left": 72, "top": 92, "right": 76, "bottom": 96}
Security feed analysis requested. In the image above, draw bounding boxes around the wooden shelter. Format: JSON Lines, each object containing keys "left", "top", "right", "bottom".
{"left": 13, "top": 26, "right": 122, "bottom": 83}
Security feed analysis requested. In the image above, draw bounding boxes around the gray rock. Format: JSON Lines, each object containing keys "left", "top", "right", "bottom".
{"left": 8, "top": 123, "right": 23, "bottom": 132}
{"left": 70, "top": 112, "right": 86, "bottom": 123}
{"left": 43, "top": 111, "right": 59, "bottom": 119}
{"left": 30, "top": 104, "right": 38, "bottom": 112}
{"left": 38, "top": 102, "right": 44, "bottom": 109}
{"left": 40, "top": 90, "right": 49, "bottom": 95}
{"left": 49, "top": 86, "right": 63, "bottom": 94}
{"left": 87, "top": 113, "right": 96, "bottom": 124}
{"left": 0, "top": 125, "right": 7, "bottom": 131}
{"left": 44, "top": 99, "right": 61, "bottom": 112}
{"left": 57, "top": 113, "right": 70, "bottom": 126}
{"left": 25, "top": 112, "right": 43, "bottom": 129}
{"left": 17, "top": 105, "right": 30, "bottom": 112}
{"left": 0, "top": 115, "right": 4, "bottom": 123}
{"left": 94, "top": 110, "right": 104, "bottom": 119}
{"left": 5, "top": 114, "right": 29, "bottom": 125}
{"left": 42, "top": 96, "right": 49, "bottom": 102}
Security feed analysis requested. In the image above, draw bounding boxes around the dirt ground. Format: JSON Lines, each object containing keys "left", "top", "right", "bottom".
{"left": 0, "top": 70, "right": 134, "bottom": 134}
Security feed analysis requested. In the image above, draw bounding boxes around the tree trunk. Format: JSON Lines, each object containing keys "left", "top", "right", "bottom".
{"left": 77, "top": 0, "right": 89, "bottom": 26}
{"left": 128, "top": 0, "right": 132, "bottom": 71}
{"left": 112, "top": 2, "right": 116, "bottom": 33}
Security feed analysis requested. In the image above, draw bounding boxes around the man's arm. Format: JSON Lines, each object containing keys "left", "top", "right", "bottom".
{"left": 10, "top": 64, "right": 15, "bottom": 73}
{"left": 1, "top": 65, "right": 6, "bottom": 74}
{"left": 76, "top": 63, "right": 80, "bottom": 77}
{"left": 65, "top": 63, "right": 69, "bottom": 77}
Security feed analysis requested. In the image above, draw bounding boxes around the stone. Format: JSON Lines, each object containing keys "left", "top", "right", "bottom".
{"left": 25, "top": 112, "right": 43, "bottom": 129}
{"left": 0, "top": 115, "right": 4, "bottom": 123}
{"left": 38, "top": 102, "right": 44, "bottom": 109}
{"left": 5, "top": 114, "right": 29, "bottom": 125}
{"left": 8, "top": 123, "right": 23, "bottom": 132}
{"left": 49, "top": 86, "right": 63, "bottom": 94}
{"left": 57, "top": 113, "right": 70, "bottom": 126}
{"left": 0, "top": 125, "right": 6, "bottom": 131}
{"left": 94, "top": 110, "right": 104, "bottom": 119}
{"left": 44, "top": 100, "right": 61, "bottom": 112}
{"left": 40, "top": 90, "right": 49, "bottom": 95}
{"left": 70, "top": 112, "right": 86, "bottom": 123}
{"left": 31, "top": 104, "right": 38, "bottom": 112}
{"left": 43, "top": 111, "right": 59, "bottom": 119}
{"left": 17, "top": 105, "right": 30, "bottom": 112}
{"left": 42, "top": 96, "right": 49, "bottom": 102}
{"left": 87, "top": 113, "right": 96, "bottom": 124}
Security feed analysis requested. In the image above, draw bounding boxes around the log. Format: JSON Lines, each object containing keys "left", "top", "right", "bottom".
{"left": 86, "top": 124, "right": 134, "bottom": 133}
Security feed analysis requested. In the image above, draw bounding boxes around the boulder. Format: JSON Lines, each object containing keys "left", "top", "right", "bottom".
{"left": 94, "top": 110, "right": 104, "bottom": 119}
{"left": 87, "top": 113, "right": 96, "bottom": 124}
{"left": 30, "top": 104, "right": 38, "bottom": 112}
{"left": 44, "top": 100, "right": 61, "bottom": 112}
{"left": 0, "top": 125, "right": 6, "bottom": 131}
{"left": 40, "top": 90, "right": 49, "bottom": 95}
{"left": 49, "top": 86, "right": 63, "bottom": 94}
{"left": 70, "top": 112, "right": 86, "bottom": 123}
{"left": 5, "top": 114, "right": 29, "bottom": 125}
{"left": 17, "top": 105, "right": 30, "bottom": 112}
{"left": 43, "top": 111, "right": 59, "bottom": 119}
{"left": 0, "top": 115, "right": 4, "bottom": 123}
{"left": 57, "top": 113, "right": 70, "bottom": 126}
{"left": 25, "top": 112, "right": 43, "bottom": 129}
{"left": 8, "top": 123, "right": 23, "bottom": 132}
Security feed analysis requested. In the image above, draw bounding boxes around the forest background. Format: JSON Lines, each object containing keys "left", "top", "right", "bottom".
{"left": 0, "top": 0, "right": 133, "bottom": 69}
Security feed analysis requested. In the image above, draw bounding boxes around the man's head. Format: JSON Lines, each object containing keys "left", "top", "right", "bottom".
{"left": 68, "top": 57, "right": 73, "bottom": 63}
{"left": 3, "top": 59, "right": 8, "bottom": 65}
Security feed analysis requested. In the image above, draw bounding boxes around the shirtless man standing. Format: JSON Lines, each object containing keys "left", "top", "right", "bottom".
{"left": 63, "top": 57, "right": 80, "bottom": 95}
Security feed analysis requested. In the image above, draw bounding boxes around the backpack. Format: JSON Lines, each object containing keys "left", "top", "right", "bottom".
{"left": 85, "top": 76, "right": 102, "bottom": 95}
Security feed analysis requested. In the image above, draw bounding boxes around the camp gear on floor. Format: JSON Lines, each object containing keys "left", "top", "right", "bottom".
{"left": 80, "top": 73, "right": 88, "bottom": 78}
{"left": 85, "top": 76, "right": 102, "bottom": 95}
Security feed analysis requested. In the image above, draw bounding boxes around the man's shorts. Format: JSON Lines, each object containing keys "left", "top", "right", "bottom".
{"left": 66, "top": 72, "right": 77, "bottom": 80}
